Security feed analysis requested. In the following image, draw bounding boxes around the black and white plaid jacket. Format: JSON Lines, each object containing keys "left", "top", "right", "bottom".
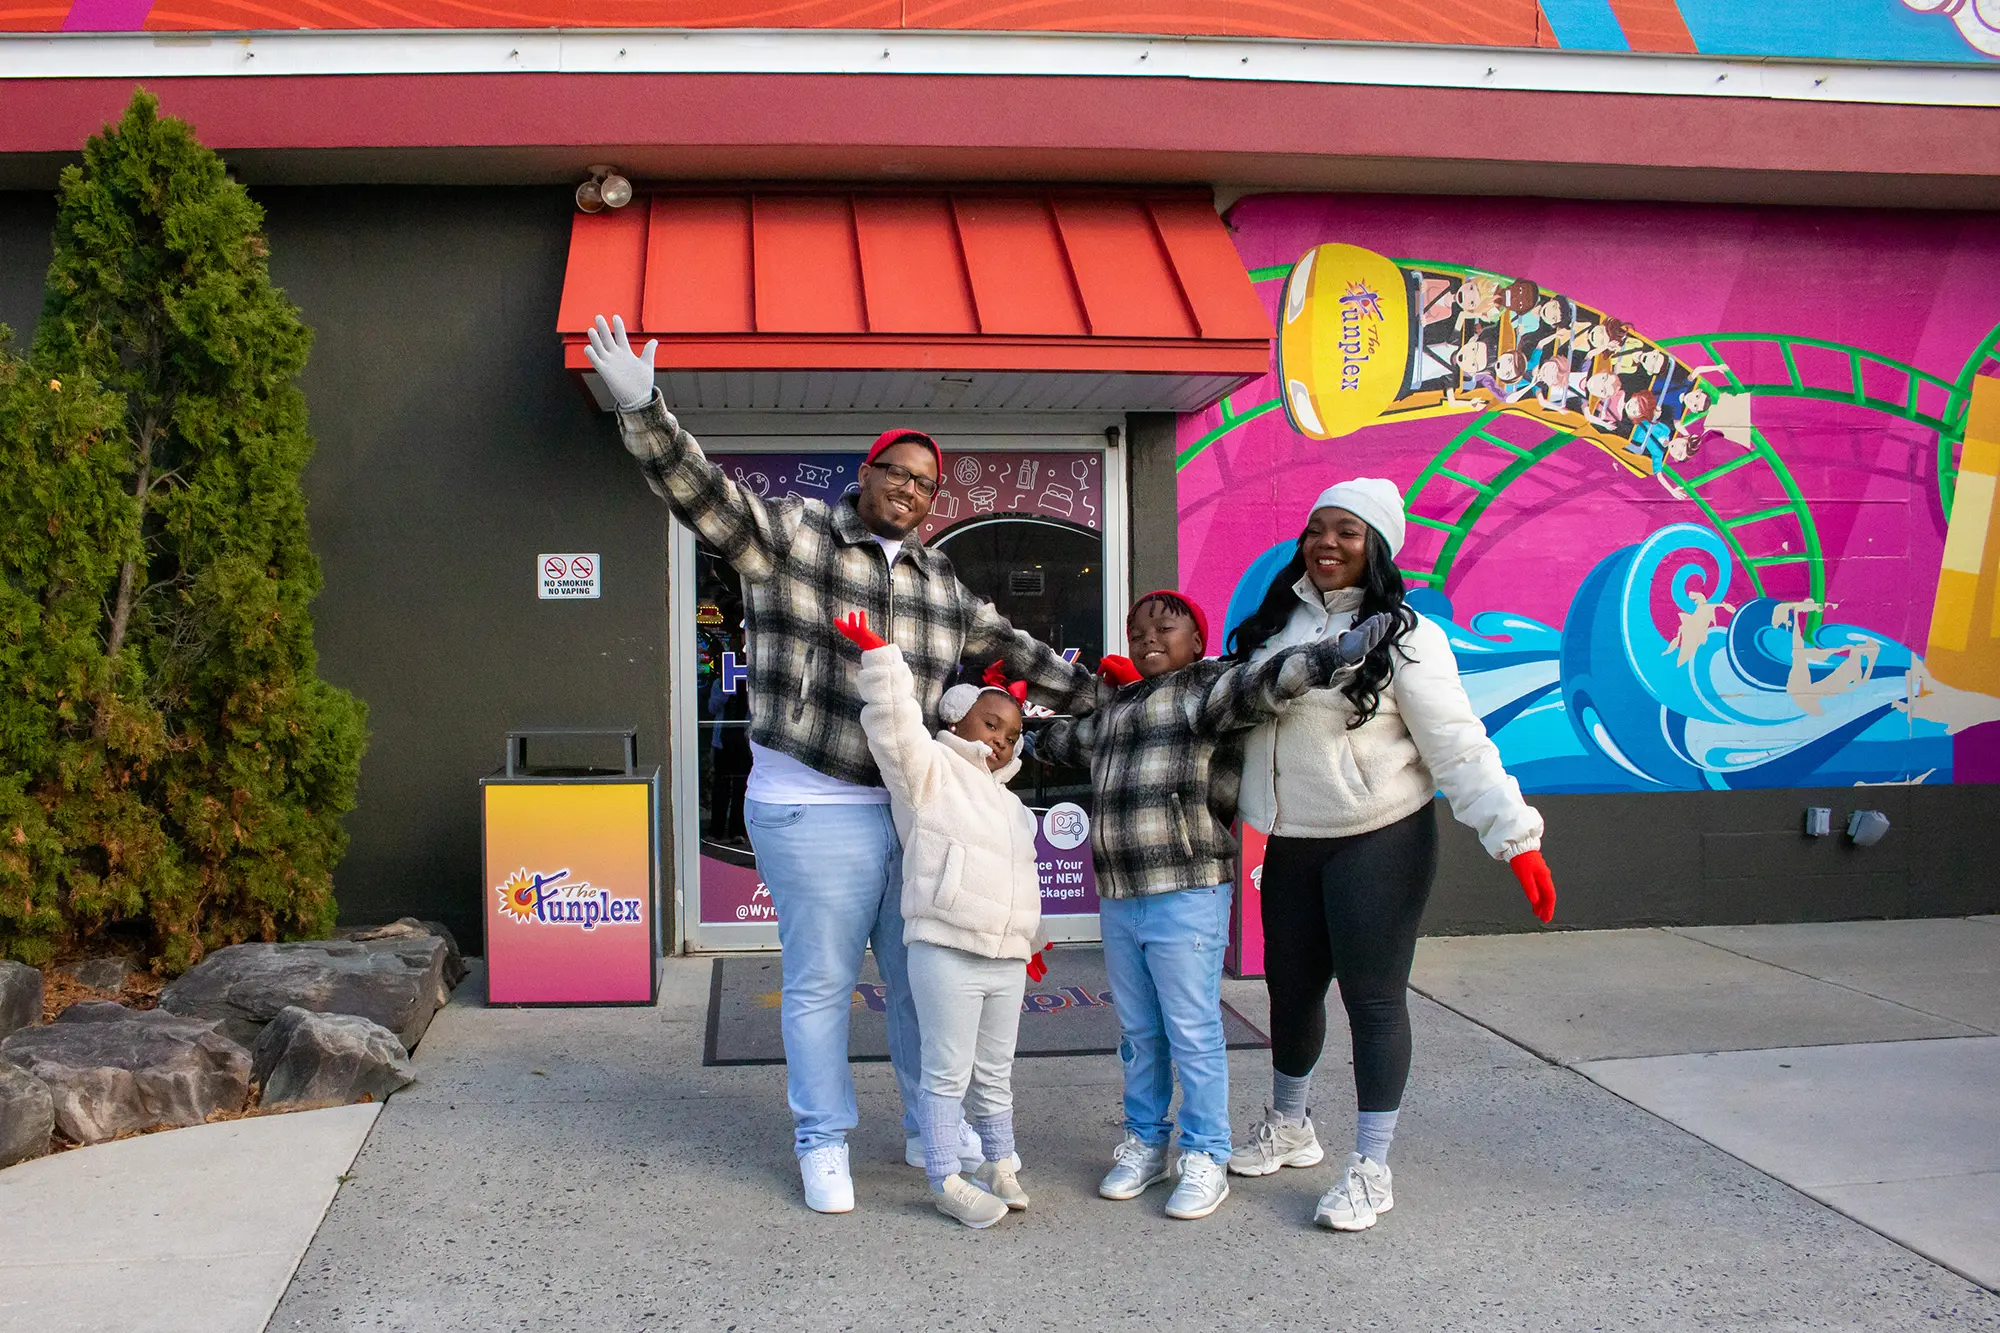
{"left": 618, "top": 395, "right": 1096, "bottom": 788}
{"left": 1036, "top": 641, "right": 1361, "bottom": 899}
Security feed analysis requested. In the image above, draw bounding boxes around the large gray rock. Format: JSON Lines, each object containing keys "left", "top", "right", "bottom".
{"left": 251, "top": 1005, "right": 414, "bottom": 1111}
{"left": 341, "top": 918, "right": 466, "bottom": 994}
{"left": 0, "top": 1003, "right": 249, "bottom": 1144}
{"left": 160, "top": 936, "right": 447, "bottom": 1052}
{"left": 0, "top": 1060, "right": 53, "bottom": 1166}
{"left": 56, "top": 956, "right": 136, "bottom": 992}
{"left": 0, "top": 960, "right": 41, "bottom": 1038}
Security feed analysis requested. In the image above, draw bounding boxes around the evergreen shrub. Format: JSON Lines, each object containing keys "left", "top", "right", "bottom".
{"left": 0, "top": 90, "right": 365, "bottom": 972}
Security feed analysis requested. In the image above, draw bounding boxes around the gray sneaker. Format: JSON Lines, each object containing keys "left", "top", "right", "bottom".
{"left": 1098, "top": 1133, "right": 1174, "bottom": 1200}
{"left": 1228, "top": 1107, "right": 1325, "bottom": 1177}
{"left": 1315, "top": 1152, "right": 1394, "bottom": 1231}
{"left": 1164, "top": 1151, "right": 1230, "bottom": 1220}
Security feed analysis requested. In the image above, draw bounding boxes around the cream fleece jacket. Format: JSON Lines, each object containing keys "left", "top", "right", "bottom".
{"left": 1238, "top": 579, "right": 1543, "bottom": 859}
{"left": 855, "top": 644, "right": 1044, "bottom": 961}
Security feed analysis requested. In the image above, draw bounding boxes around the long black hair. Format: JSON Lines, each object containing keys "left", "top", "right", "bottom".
{"left": 1225, "top": 528, "right": 1418, "bottom": 728}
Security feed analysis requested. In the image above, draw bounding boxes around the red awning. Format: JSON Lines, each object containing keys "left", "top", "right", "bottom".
{"left": 557, "top": 189, "right": 1272, "bottom": 413}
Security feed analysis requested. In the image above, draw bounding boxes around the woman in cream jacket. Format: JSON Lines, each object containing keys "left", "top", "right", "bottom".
{"left": 1221, "top": 480, "right": 1558, "bottom": 1234}
{"left": 837, "top": 611, "right": 1043, "bottom": 1230}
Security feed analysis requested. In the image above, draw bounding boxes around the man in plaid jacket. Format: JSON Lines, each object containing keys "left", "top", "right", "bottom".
{"left": 587, "top": 316, "right": 1093, "bottom": 1215}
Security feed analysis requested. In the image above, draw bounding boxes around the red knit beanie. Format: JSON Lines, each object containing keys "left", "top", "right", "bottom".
{"left": 1131, "top": 589, "right": 1210, "bottom": 652}
{"left": 866, "top": 429, "right": 943, "bottom": 475}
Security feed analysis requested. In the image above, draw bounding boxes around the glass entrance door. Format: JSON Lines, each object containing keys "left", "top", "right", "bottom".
{"left": 673, "top": 438, "right": 1122, "bottom": 951}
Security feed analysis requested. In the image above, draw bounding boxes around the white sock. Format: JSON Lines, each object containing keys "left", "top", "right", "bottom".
{"left": 1272, "top": 1069, "right": 1313, "bottom": 1123}
{"left": 1356, "top": 1109, "right": 1399, "bottom": 1166}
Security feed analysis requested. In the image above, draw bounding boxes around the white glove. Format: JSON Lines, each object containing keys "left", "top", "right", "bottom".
{"left": 583, "top": 314, "right": 658, "bottom": 411}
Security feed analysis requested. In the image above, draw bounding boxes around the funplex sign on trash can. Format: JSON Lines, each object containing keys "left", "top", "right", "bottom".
{"left": 482, "top": 729, "right": 660, "bottom": 1005}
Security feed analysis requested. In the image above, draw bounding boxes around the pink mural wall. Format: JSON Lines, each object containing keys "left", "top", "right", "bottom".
{"left": 1181, "top": 195, "right": 2000, "bottom": 792}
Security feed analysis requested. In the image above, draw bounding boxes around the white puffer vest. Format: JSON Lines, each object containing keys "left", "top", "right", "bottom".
{"left": 1237, "top": 579, "right": 1543, "bottom": 859}
{"left": 855, "top": 645, "right": 1044, "bottom": 960}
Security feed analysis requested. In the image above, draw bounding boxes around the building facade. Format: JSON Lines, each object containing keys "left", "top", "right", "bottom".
{"left": 3, "top": 3, "right": 1998, "bottom": 957}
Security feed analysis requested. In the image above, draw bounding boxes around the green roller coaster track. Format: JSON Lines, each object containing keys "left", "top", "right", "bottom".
{"left": 1186, "top": 261, "right": 2000, "bottom": 618}
{"left": 1659, "top": 326, "right": 2000, "bottom": 521}
{"left": 1403, "top": 413, "right": 1827, "bottom": 624}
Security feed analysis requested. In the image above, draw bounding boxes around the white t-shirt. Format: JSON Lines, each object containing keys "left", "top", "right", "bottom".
{"left": 742, "top": 531, "right": 904, "bottom": 807}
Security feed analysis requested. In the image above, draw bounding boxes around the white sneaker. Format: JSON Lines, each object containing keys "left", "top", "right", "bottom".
{"left": 1098, "top": 1132, "right": 1174, "bottom": 1200}
{"left": 1164, "top": 1151, "right": 1230, "bottom": 1220}
{"left": 1315, "top": 1152, "right": 1393, "bottom": 1231}
{"left": 905, "top": 1123, "right": 1022, "bottom": 1173}
{"left": 934, "top": 1173, "right": 1009, "bottom": 1229}
{"left": 799, "top": 1143, "right": 854, "bottom": 1214}
{"left": 1228, "top": 1106, "right": 1325, "bottom": 1176}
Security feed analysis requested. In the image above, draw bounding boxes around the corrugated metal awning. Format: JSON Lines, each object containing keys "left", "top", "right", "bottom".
{"left": 557, "top": 188, "right": 1272, "bottom": 413}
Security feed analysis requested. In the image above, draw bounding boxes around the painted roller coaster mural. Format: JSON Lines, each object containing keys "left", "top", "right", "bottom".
{"left": 1187, "top": 262, "right": 1998, "bottom": 607}
{"left": 1182, "top": 245, "right": 2000, "bottom": 792}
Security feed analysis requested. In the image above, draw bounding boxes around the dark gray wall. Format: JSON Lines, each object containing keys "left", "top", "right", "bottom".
{"left": 0, "top": 192, "right": 53, "bottom": 348}
{"left": 4, "top": 188, "right": 1996, "bottom": 951}
{"left": 1424, "top": 781, "right": 2000, "bottom": 933}
{"left": 264, "top": 187, "right": 670, "bottom": 953}
{"left": 1125, "top": 412, "right": 1179, "bottom": 598}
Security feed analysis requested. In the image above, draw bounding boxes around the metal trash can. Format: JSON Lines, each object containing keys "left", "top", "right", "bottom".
{"left": 480, "top": 727, "right": 660, "bottom": 1005}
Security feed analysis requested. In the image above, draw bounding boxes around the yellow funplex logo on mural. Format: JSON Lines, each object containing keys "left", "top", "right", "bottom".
{"left": 1279, "top": 244, "right": 1408, "bottom": 440}
{"left": 495, "top": 867, "right": 643, "bottom": 931}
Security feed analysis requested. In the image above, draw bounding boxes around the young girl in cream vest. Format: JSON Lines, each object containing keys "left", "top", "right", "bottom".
{"left": 836, "top": 611, "right": 1044, "bottom": 1229}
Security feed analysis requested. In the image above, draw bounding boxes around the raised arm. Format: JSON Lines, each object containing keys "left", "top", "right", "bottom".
{"left": 1195, "top": 612, "right": 1394, "bottom": 736}
{"left": 959, "top": 588, "right": 1098, "bottom": 717}
{"left": 587, "top": 315, "right": 796, "bottom": 583}
{"left": 841, "top": 614, "right": 946, "bottom": 815}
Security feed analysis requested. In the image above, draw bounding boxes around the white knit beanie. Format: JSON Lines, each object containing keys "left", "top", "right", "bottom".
{"left": 1310, "top": 478, "right": 1406, "bottom": 558}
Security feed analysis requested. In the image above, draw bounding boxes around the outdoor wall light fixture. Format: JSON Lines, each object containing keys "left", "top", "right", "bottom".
{"left": 1845, "top": 809, "right": 1891, "bottom": 847}
{"left": 576, "top": 165, "right": 633, "bottom": 213}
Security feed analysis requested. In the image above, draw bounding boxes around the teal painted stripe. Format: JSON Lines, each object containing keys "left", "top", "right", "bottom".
{"left": 1538, "top": 0, "right": 1630, "bottom": 50}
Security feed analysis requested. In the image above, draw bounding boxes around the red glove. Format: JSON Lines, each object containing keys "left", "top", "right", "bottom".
{"left": 1025, "top": 944, "right": 1051, "bottom": 983}
{"left": 1509, "top": 849, "right": 1556, "bottom": 923}
{"left": 833, "top": 611, "right": 886, "bottom": 651}
{"left": 1098, "top": 654, "right": 1142, "bottom": 687}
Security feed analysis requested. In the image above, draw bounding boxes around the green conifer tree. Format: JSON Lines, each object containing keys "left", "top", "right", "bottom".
{"left": 8, "top": 90, "right": 366, "bottom": 971}
{"left": 0, "top": 347, "right": 176, "bottom": 967}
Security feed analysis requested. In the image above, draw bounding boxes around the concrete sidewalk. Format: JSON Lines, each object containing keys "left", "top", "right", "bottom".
{"left": 0, "top": 1103, "right": 379, "bottom": 1333}
{"left": 1411, "top": 917, "right": 2000, "bottom": 1294}
{"left": 262, "top": 919, "right": 1998, "bottom": 1331}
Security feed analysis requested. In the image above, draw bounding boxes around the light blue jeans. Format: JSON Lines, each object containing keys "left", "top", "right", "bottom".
{"left": 746, "top": 800, "right": 923, "bottom": 1156}
{"left": 1099, "top": 883, "right": 1233, "bottom": 1162}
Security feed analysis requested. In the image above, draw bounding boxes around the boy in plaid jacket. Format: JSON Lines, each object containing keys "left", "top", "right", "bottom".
{"left": 1036, "top": 590, "right": 1389, "bottom": 1220}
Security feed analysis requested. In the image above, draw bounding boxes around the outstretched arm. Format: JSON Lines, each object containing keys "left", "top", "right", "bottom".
{"left": 1392, "top": 616, "right": 1545, "bottom": 868}
{"left": 587, "top": 315, "right": 796, "bottom": 583}
{"left": 1032, "top": 660, "right": 1122, "bottom": 766}
{"left": 960, "top": 589, "right": 1098, "bottom": 717}
{"left": 844, "top": 617, "right": 945, "bottom": 814}
{"left": 1195, "top": 612, "right": 1394, "bottom": 736}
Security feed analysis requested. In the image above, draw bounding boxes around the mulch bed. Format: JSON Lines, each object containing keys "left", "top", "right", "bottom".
{"left": 38, "top": 968, "right": 160, "bottom": 1025}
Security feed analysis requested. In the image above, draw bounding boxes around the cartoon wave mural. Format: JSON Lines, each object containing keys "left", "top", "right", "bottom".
{"left": 1226, "top": 522, "right": 1980, "bottom": 793}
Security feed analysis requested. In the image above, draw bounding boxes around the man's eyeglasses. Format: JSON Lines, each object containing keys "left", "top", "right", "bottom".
{"left": 868, "top": 461, "right": 939, "bottom": 498}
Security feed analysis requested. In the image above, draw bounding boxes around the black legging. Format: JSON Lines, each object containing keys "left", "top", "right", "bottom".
{"left": 1260, "top": 805, "right": 1437, "bottom": 1112}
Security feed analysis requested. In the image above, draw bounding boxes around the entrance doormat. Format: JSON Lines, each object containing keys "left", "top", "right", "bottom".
{"left": 703, "top": 947, "right": 1269, "bottom": 1066}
